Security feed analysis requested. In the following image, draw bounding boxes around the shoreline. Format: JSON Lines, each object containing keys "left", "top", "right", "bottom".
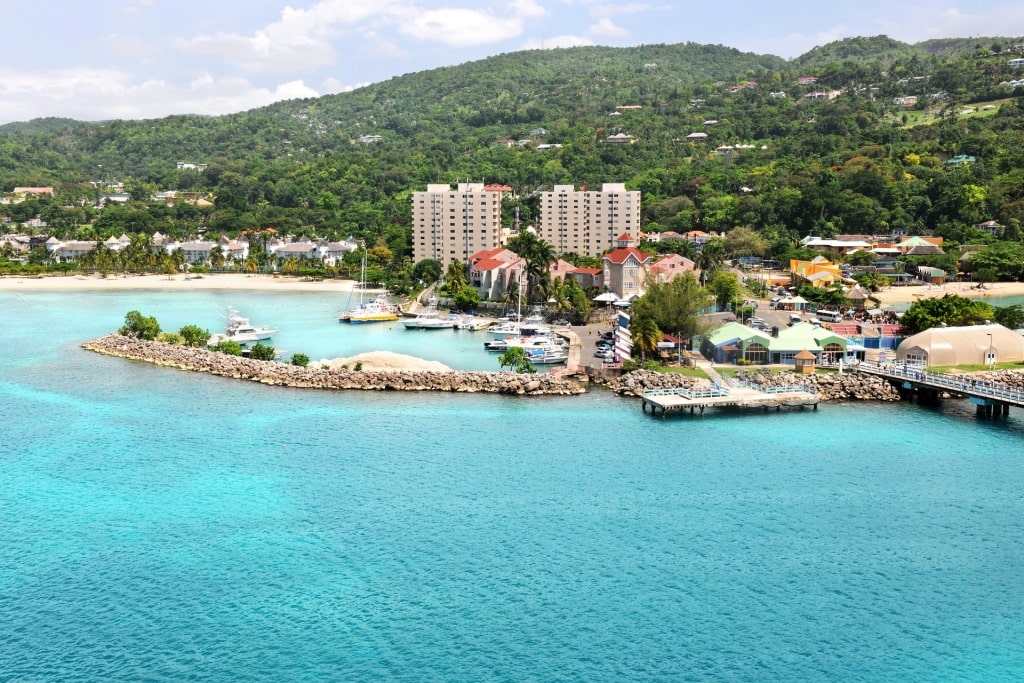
{"left": 0, "top": 272, "right": 359, "bottom": 293}
{"left": 871, "top": 281, "right": 1024, "bottom": 305}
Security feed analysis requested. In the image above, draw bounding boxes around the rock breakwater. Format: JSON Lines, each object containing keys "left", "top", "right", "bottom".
{"left": 603, "top": 370, "right": 711, "bottom": 396}
{"left": 82, "top": 334, "right": 585, "bottom": 396}
{"left": 954, "top": 369, "right": 1024, "bottom": 390}
{"left": 602, "top": 368, "right": 901, "bottom": 402}
{"left": 734, "top": 368, "right": 901, "bottom": 401}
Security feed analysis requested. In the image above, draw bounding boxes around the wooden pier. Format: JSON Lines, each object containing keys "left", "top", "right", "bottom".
{"left": 641, "top": 382, "right": 819, "bottom": 417}
{"left": 855, "top": 361, "right": 1024, "bottom": 418}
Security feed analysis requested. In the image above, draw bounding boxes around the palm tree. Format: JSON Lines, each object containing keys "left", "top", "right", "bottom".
{"left": 210, "top": 245, "right": 226, "bottom": 271}
{"left": 444, "top": 260, "right": 468, "bottom": 293}
{"left": 631, "top": 314, "right": 662, "bottom": 361}
{"left": 695, "top": 238, "right": 726, "bottom": 286}
{"left": 507, "top": 230, "right": 557, "bottom": 303}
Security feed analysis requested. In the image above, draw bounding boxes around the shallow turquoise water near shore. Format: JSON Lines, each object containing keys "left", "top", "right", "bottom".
{"left": 2, "top": 290, "right": 1024, "bottom": 681}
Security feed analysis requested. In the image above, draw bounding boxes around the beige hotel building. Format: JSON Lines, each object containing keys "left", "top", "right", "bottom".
{"left": 536, "top": 183, "right": 641, "bottom": 257}
{"left": 411, "top": 183, "right": 504, "bottom": 267}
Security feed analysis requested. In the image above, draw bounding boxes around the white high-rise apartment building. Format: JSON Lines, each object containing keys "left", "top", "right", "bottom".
{"left": 412, "top": 183, "right": 503, "bottom": 267}
{"left": 537, "top": 183, "right": 641, "bottom": 257}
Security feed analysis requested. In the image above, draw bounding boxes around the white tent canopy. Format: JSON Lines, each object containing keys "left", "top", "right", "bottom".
{"left": 593, "top": 292, "right": 618, "bottom": 302}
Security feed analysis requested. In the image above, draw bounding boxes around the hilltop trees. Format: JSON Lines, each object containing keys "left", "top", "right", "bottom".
{"left": 10, "top": 39, "right": 1024, "bottom": 297}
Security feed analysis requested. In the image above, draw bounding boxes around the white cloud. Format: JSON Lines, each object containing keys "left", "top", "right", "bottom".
{"left": 0, "top": 66, "right": 318, "bottom": 122}
{"left": 521, "top": 34, "right": 595, "bottom": 50}
{"left": 590, "top": 17, "right": 629, "bottom": 38}
{"left": 398, "top": 8, "right": 525, "bottom": 47}
{"left": 885, "top": 5, "right": 1024, "bottom": 42}
{"left": 177, "top": 0, "right": 398, "bottom": 70}
{"left": 321, "top": 78, "right": 370, "bottom": 94}
{"left": 513, "top": 0, "right": 548, "bottom": 18}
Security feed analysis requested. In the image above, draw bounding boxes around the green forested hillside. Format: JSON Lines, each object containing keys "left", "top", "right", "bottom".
{"left": 3, "top": 37, "right": 1024, "bottom": 282}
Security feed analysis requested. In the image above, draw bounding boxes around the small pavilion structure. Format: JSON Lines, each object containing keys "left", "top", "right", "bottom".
{"left": 794, "top": 349, "right": 817, "bottom": 374}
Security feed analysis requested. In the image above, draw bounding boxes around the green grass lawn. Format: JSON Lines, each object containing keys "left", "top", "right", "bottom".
{"left": 930, "top": 360, "right": 1024, "bottom": 373}
{"left": 658, "top": 366, "right": 710, "bottom": 379}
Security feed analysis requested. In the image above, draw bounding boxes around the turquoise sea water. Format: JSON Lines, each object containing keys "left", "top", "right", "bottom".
{"left": 2, "top": 289, "right": 1024, "bottom": 682}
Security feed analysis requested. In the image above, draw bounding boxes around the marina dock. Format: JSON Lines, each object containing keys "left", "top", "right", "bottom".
{"left": 640, "top": 381, "right": 819, "bottom": 417}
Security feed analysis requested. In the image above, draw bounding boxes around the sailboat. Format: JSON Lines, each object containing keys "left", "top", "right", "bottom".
{"left": 338, "top": 246, "right": 400, "bottom": 324}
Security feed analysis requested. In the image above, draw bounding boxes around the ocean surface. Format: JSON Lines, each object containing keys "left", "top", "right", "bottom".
{"left": 2, "top": 288, "right": 1023, "bottom": 682}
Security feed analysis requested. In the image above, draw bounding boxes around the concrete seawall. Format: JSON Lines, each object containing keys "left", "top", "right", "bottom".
{"left": 83, "top": 334, "right": 587, "bottom": 396}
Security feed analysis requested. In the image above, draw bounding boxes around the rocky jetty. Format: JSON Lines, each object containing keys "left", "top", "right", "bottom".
{"left": 954, "top": 369, "right": 1024, "bottom": 390}
{"left": 733, "top": 368, "right": 902, "bottom": 401}
{"left": 82, "top": 334, "right": 585, "bottom": 396}
{"left": 603, "top": 370, "right": 711, "bottom": 397}
{"left": 603, "top": 367, "right": 901, "bottom": 401}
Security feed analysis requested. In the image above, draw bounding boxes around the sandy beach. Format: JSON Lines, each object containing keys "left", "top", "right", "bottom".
{"left": 872, "top": 281, "right": 1024, "bottom": 305}
{"left": 5, "top": 271, "right": 1024, "bottom": 308}
{"left": 0, "top": 272, "right": 358, "bottom": 293}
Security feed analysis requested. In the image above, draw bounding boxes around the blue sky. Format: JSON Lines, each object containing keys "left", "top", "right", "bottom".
{"left": 2, "top": 1, "right": 1022, "bottom": 124}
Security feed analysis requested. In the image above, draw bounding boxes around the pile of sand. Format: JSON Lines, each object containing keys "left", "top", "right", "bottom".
{"left": 323, "top": 351, "right": 452, "bottom": 372}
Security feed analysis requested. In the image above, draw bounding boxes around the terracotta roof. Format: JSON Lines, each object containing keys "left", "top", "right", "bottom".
{"left": 572, "top": 267, "right": 603, "bottom": 275}
{"left": 794, "top": 349, "right": 817, "bottom": 360}
{"left": 616, "top": 232, "right": 634, "bottom": 241}
{"left": 603, "top": 247, "right": 652, "bottom": 265}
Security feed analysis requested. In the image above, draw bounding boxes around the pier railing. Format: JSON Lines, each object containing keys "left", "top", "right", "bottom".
{"left": 729, "top": 378, "right": 818, "bottom": 395}
{"left": 856, "top": 360, "right": 1024, "bottom": 405}
{"left": 643, "top": 385, "right": 732, "bottom": 399}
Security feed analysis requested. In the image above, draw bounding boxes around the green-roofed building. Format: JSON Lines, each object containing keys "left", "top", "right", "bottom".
{"left": 702, "top": 321, "right": 851, "bottom": 366}
{"left": 769, "top": 323, "right": 848, "bottom": 365}
{"left": 701, "top": 321, "right": 772, "bottom": 364}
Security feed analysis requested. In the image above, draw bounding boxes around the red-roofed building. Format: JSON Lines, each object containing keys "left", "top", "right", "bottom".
{"left": 483, "top": 184, "right": 513, "bottom": 193}
{"left": 649, "top": 253, "right": 697, "bottom": 283}
{"left": 569, "top": 267, "right": 604, "bottom": 290}
{"left": 469, "top": 248, "right": 524, "bottom": 301}
{"left": 602, "top": 234, "right": 653, "bottom": 299}
{"left": 547, "top": 258, "right": 576, "bottom": 283}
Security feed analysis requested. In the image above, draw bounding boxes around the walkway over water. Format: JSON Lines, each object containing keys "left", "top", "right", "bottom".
{"left": 854, "top": 360, "right": 1024, "bottom": 417}
{"left": 640, "top": 379, "right": 819, "bottom": 417}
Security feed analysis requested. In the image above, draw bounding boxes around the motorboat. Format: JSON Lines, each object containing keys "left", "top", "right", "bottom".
{"left": 455, "top": 316, "right": 493, "bottom": 331}
{"left": 401, "top": 306, "right": 459, "bottom": 330}
{"left": 524, "top": 346, "right": 569, "bottom": 364}
{"left": 210, "top": 306, "right": 279, "bottom": 344}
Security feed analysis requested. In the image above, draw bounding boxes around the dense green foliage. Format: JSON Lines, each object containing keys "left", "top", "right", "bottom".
{"left": 498, "top": 346, "right": 537, "bottom": 373}
{"left": 210, "top": 340, "right": 243, "bottom": 356}
{"left": 899, "top": 294, "right": 995, "bottom": 333}
{"left": 631, "top": 272, "right": 711, "bottom": 339}
{"left": 248, "top": 343, "right": 276, "bottom": 361}
{"left": 178, "top": 324, "right": 211, "bottom": 348}
{"left": 5, "top": 35, "right": 1024, "bottom": 295}
{"left": 119, "top": 310, "right": 161, "bottom": 340}
{"left": 291, "top": 353, "right": 310, "bottom": 367}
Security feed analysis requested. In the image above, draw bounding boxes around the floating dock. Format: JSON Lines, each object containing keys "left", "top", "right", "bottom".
{"left": 640, "top": 382, "right": 819, "bottom": 417}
